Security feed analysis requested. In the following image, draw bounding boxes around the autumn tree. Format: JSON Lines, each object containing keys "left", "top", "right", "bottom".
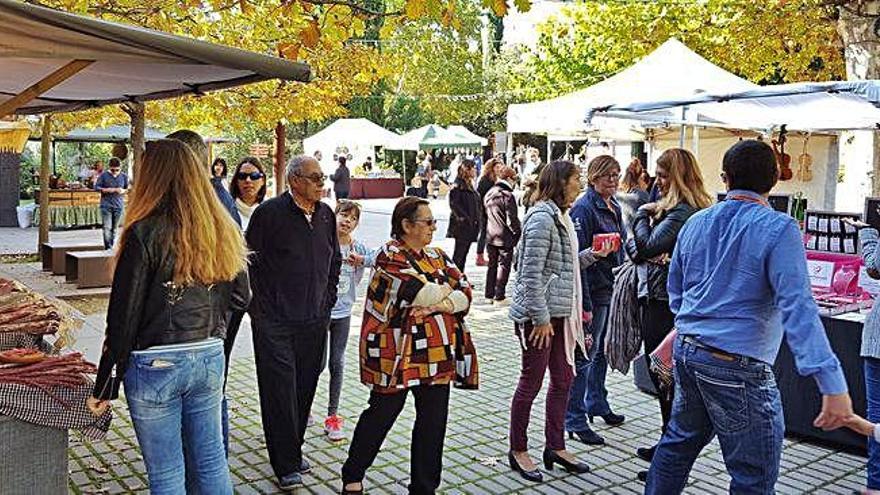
{"left": 497, "top": 0, "right": 844, "bottom": 104}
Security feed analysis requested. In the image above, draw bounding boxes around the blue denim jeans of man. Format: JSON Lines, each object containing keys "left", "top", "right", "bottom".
{"left": 646, "top": 335, "right": 784, "bottom": 495}
{"left": 565, "top": 304, "right": 612, "bottom": 430}
{"left": 123, "top": 339, "right": 232, "bottom": 495}
{"left": 866, "top": 357, "right": 880, "bottom": 489}
{"left": 100, "top": 206, "right": 123, "bottom": 249}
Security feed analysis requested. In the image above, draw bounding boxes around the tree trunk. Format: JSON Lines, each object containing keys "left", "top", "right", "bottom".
{"left": 122, "top": 102, "right": 145, "bottom": 178}
{"left": 274, "top": 121, "right": 286, "bottom": 196}
{"left": 38, "top": 115, "right": 51, "bottom": 252}
{"left": 837, "top": 1, "right": 880, "bottom": 195}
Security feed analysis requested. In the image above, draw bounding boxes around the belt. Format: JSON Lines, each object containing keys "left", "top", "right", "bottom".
{"left": 681, "top": 335, "right": 749, "bottom": 364}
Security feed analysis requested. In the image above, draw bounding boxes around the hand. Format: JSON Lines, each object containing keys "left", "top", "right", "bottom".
{"left": 86, "top": 396, "right": 110, "bottom": 417}
{"left": 639, "top": 202, "right": 658, "bottom": 213}
{"left": 593, "top": 240, "right": 615, "bottom": 258}
{"left": 347, "top": 253, "right": 365, "bottom": 267}
{"left": 843, "top": 414, "right": 875, "bottom": 437}
{"left": 529, "top": 323, "right": 554, "bottom": 350}
{"left": 843, "top": 218, "right": 870, "bottom": 229}
{"left": 582, "top": 310, "right": 593, "bottom": 325}
{"left": 813, "top": 392, "right": 853, "bottom": 431}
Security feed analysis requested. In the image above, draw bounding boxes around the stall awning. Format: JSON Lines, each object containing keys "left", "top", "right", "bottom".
{"left": 588, "top": 80, "right": 880, "bottom": 132}
{"left": 0, "top": 0, "right": 311, "bottom": 116}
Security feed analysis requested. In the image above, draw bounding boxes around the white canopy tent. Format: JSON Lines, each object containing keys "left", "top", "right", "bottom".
{"left": 506, "top": 38, "right": 758, "bottom": 138}
{"left": 586, "top": 82, "right": 880, "bottom": 210}
{"left": 302, "top": 118, "right": 400, "bottom": 176}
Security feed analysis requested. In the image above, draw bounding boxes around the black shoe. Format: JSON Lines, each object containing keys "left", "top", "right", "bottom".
{"left": 278, "top": 472, "right": 303, "bottom": 491}
{"left": 300, "top": 458, "right": 311, "bottom": 474}
{"left": 589, "top": 412, "right": 625, "bottom": 426}
{"left": 542, "top": 448, "right": 590, "bottom": 474}
{"left": 636, "top": 446, "right": 656, "bottom": 462}
{"left": 638, "top": 470, "right": 648, "bottom": 482}
{"left": 508, "top": 451, "right": 543, "bottom": 482}
{"left": 568, "top": 429, "right": 605, "bottom": 445}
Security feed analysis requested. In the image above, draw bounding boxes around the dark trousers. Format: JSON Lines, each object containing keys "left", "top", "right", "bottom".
{"left": 336, "top": 190, "right": 349, "bottom": 200}
{"left": 343, "top": 385, "right": 450, "bottom": 494}
{"left": 509, "top": 318, "right": 574, "bottom": 452}
{"left": 252, "top": 318, "right": 327, "bottom": 479}
{"left": 452, "top": 238, "right": 472, "bottom": 273}
{"left": 641, "top": 298, "right": 675, "bottom": 433}
{"left": 485, "top": 244, "right": 513, "bottom": 300}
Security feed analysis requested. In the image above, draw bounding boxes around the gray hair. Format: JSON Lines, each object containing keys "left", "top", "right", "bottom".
{"left": 286, "top": 155, "right": 313, "bottom": 183}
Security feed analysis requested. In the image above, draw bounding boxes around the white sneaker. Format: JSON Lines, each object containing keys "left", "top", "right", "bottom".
{"left": 324, "top": 415, "right": 345, "bottom": 442}
{"left": 493, "top": 298, "right": 510, "bottom": 307}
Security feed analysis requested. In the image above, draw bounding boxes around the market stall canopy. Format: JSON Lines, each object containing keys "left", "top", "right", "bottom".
{"left": 303, "top": 118, "right": 401, "bottom": 175}
{"left": 0, "top": 0, "right": 311, "bottom": 117}
{"left": 50, "top": 125, "right": 166, "bottom": 143}
{"left": 505, "top": 38, "right": 758, "bottom": 136}
{"left": 446, "top": 125, "right": 488, "bottom": 147}
{"left": 392, "top": 124, "right": 484, "bottom": 150}
{"left": 588, "top": 80, "right": 880, "bottom": 132}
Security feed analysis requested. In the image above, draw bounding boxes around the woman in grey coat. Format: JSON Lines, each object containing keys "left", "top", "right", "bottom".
{"left": 507, "top": 161, "right": 610, "bottom": 483}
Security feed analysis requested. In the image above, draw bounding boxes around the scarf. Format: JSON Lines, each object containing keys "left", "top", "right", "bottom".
{"left": 235, "top": 198, "right": 259, "bottom": 225}
{"left": 559, "top": 210, "right": 586, "bottom": 369}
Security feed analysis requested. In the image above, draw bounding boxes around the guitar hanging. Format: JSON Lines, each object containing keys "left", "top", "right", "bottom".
{"left": 796, "top": 134, "right": 813, "bottom": 182}
{"left": 771, "top": 125, "right": 793, "bottom": 181}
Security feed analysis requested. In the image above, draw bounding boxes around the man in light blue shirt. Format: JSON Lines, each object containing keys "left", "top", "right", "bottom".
{"left": 646, "top": 140, "right": 853, "bottom": 494}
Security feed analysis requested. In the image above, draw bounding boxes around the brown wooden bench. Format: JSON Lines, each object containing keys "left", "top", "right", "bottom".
{"left": 41, "top": 242, "right": 105, "bottom": 275}
{"left": 64, "top": 250, "right": 115, "bottom": 289}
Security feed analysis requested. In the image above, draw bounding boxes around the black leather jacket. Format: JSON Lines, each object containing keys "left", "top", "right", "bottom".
{"left": 624, "top": 202, "right": 698, "bottom": 301}
{"left": 93, "top": 217, "right": 251, "bottom": 399}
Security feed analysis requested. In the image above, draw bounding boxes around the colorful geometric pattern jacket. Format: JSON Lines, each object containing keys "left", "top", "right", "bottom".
{"left": 359, "top": 240, "right": 479, "bottom": 393}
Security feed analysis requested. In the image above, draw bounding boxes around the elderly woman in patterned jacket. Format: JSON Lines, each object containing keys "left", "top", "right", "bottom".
{"left": 341, "top": 196, "right": 479, "bottom": 495}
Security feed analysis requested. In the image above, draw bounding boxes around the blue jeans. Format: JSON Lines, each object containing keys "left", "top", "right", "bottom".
{"left": 646, "top": 336, "right": 783, "bottom": 495}
{"left": 123, "top": 339, "right": 232, "bottom": 495}
{"left": 565, "top": 304, "right": 611, "bottom": 431}
{"left": 100, "top": 206, "right": 123, "bottom": 249}
{"left": 866, "top": 357, "right": 880, "bottom": 489}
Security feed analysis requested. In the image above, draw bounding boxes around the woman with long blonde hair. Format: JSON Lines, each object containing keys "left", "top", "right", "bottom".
{"left": 87, "top": 139, "right": 250, "bottom": 495}
{"left": 622, "top": 148, "right": 710, "bottom": 480}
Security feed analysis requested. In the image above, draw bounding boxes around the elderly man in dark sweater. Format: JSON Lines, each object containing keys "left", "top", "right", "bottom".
{"left": 246, "top": 155, "right": 342, "bottom": 490}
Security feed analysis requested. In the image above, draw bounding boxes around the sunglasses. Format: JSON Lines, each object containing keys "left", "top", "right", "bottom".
{"left": 236, "top": 171, "right": 265, "bottom": 181}
{"left": 109, "top": 168, "right": 121, "bottom": 172}
{"left": 410, "top": 218, "right": 437, "bottom": 227}
{"left": 295, "top": 172, "right": 327, "bottom": 185}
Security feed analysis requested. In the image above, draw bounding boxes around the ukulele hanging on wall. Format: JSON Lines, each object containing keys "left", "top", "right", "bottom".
{"left": 771, "top": 125, "right": 793, "bottom": 181}
{"left": 796, "top": 134, "right": 813, "bottom": 182}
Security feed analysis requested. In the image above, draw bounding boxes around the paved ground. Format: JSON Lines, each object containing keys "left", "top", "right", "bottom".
{"left": 0, "top": 199, "right": 869, "bottom": 494}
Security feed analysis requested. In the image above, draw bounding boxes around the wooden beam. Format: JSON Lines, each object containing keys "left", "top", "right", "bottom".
{"left": 38, "top": 115, "right": 51, "bottom": 252}
{"left": 0, "top": 60, "right": 93, "bottom": 119}
{"left": 274, "top": 122, "right": 286, "bottom": 196}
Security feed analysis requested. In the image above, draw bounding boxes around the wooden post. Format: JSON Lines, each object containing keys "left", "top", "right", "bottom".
{"left": 274, "top": 121, "right": 286, "bottom": 196}
{"left": 123, "top": 102, "right": 145, "bottom": 178}
{"left": 37, "top": 115, "right": 51, "bottom": 253}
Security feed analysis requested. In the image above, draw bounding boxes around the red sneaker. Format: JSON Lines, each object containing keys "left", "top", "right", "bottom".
{"left": 324, "top": 415, "right": 345, "bottom": 442}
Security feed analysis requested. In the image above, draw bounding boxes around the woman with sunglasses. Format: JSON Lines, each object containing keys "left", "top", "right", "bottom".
{"left": 229, "top": 157, "right": 267, "bottom": 231}
{"left": 341, "top": 196, "right": 479, "bottom": 495}
{"left": 219, "top": 156, "right": 268, "bottom": 451}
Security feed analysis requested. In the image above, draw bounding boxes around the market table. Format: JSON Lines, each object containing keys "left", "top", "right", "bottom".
{"left": 349, "top": 178, "right": 404, "bottom": 200}
{"left": 773, "top": 312, "right": 867, "bottom": 454}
